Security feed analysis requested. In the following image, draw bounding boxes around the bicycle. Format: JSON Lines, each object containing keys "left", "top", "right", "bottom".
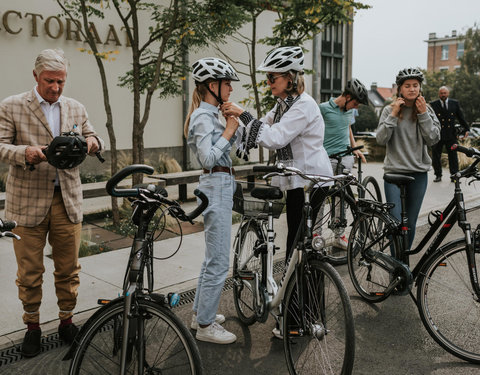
{"left": 317, "top": 145, "right": 382, "bottom": 265}
{"left": 232, "top": 164, "right": 355, "bottom": 374}
{"left": 66, "top": 164, "right": 208, "bottom": 375}
{"left": 347, "top": 144, "right": 480, "bottom": 364}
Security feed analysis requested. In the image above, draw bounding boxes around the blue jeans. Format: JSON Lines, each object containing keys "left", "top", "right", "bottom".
{"left": 193, "top": 172, "right": 235, "bottom": 325}
{"left": 384, "top": 172, "right": 428, "bottom": 248}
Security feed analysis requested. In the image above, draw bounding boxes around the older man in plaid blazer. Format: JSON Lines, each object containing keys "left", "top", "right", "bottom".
{"left": 0, "top": 49, "right": 104, "bottom": 357}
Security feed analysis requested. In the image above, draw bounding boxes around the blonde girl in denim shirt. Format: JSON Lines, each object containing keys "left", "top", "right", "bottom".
{"left": 183, "top": 57, "right": 239, "bottom": 344}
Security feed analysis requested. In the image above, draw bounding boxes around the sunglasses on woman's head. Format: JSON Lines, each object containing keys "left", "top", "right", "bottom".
{"left": 266, "top": 73, "right": 287, "bottom": 83}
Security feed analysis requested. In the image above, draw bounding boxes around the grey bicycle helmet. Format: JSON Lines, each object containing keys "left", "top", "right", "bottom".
{"left": 257, "top": 46, "right": 304, "bottom": 73}
{"left": 396, "top": 68, "right": 424, "bottom": 86}
{"left": 344, "top": 78, "right": 368, "bottom": 105}
{"left": 44, "top": 132, "right": 87, "bottom": 169}
{"left": 191, "top": 57, "right": 239, "bottom": 83}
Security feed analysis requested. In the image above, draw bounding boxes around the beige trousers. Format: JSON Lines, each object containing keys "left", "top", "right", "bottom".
{"left": 12, "top": 191, "right": 82, "bottom": 324}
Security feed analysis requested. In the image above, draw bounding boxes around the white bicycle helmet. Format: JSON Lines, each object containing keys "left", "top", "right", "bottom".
{"left": 257, "top": 46, "right": 304, "bottom": 73}
{"left": 192, "top": 57, "right": 239, "bottom": 83}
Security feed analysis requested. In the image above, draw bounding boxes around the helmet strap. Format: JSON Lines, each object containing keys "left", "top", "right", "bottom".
{"left": 205, "top": 80, "right": 223, "bottom": 105}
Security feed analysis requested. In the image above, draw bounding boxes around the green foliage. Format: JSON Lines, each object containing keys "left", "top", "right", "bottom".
{"left": 421, "top": 70, "right": 455, "bottom": 102}
{"left": 352, "top": 104, "right": 378, "bottom": 132}
{"left": 461, "top": 25, "right": 480, "bottom": 74}
{"left": 262, "top": 0, "right": 370, "bottom": 47}
{"left": 79, "top": 240, "right": 112, "bottom": 258}
{"left": 452, "top": 70, "right": 480, "bottom": 123}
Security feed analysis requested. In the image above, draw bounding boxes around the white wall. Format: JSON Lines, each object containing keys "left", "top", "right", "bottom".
{"left": 0, "top": 1, "right": 314, "bottom": 157}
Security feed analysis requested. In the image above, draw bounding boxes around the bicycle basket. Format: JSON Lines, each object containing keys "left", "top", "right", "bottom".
{"left": 233, "top": 182, "right": 285, "bottom": 218}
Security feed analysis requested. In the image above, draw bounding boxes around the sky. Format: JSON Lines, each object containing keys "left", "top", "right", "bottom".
{"left": 352, "top": 0, "right": 480, "bottom": 88}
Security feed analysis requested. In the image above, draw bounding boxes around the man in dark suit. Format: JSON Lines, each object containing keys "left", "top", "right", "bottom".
{"left": 430, "top": 86, "right": 469, "bottom": 182}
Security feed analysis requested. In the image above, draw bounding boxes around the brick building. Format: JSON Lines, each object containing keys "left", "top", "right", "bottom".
{"left": 425, "top": 30, "right": 464, "bottom": 72}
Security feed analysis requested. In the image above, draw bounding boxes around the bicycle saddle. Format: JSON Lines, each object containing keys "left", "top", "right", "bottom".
{"left": 251, "top": 186, "right": 283, "bottom": 200}
{"left": 383, "top": 174, "right": 415, "bottom": 186}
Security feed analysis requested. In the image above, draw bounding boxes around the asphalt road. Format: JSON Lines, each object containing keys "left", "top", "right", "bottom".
{"left": 2, "top": 221, "right": 480, "bottom": 375}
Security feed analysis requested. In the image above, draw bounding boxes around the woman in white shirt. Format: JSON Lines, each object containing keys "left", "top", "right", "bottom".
{"left": 222, "top": 46, "right": 333, "bottom": 260}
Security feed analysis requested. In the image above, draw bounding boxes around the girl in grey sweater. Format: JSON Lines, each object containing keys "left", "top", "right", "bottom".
{"left": 376, "top": 68, "right": 440, "bottom": 246}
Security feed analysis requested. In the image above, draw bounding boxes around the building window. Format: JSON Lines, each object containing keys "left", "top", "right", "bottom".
{"left": 457, "top": 42, "right": 464, "bottom": 59}
{"left": 441, "top": 45, "right": 449, "bottom": 60}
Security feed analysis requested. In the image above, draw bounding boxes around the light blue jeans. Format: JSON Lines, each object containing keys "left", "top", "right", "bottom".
{"left": 384, "top": 171, "right": 428, "bottom": 248}
{"left": 193, "top": 172, "right": 235, "bottom": 325}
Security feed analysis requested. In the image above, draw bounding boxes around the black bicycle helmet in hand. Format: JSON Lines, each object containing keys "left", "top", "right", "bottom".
{"left": 44, "top": 132, "right": 88, "bottom": 169}
{"left": 396, "top": 68, "right": 424, "bottom": 86}
{"left": 344, "top": 78, "right": 368, "bottom": 105}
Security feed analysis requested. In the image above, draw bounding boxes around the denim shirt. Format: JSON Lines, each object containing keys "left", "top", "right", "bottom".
{"left": 187, "top": 101, "right": 236, "bottom": 169}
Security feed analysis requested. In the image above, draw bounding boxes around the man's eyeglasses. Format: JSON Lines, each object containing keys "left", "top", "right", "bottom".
{"left": 266, "top": 73, "right": 287, "bottom": 83}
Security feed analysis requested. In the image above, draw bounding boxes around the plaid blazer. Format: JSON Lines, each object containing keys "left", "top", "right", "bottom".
{"left": 0, "top": 89, "right": 104, "bottom": 227}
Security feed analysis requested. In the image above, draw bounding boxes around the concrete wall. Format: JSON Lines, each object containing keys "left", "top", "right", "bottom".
{"left": 0, "top": 1, "right": 315, "bottom": 171}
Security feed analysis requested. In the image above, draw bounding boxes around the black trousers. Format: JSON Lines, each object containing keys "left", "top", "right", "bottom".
{"left": 432, "top": 138, "right": 458, "bottom": 177}
{"left": 285, "top": 187, "right": 328, "bottom": 261}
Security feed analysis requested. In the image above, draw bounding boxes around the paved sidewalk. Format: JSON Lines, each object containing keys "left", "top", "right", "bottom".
{"left": 1, "top": 161, "right": 480, "bottom": 350}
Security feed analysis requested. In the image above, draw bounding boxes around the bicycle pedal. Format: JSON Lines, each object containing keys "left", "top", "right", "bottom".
{"left": 238, "top": 270, "right": 255, "bottom": 280}
{"left": 97, "top": 299, "right": 112, "bottom": 305}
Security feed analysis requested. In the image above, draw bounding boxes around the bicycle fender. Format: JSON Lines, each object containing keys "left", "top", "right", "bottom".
{"left": 415, "top": 237, "right": 465, "bottom": 287}
{"left": 62, "top": 296, "right": 125, "bottom": 361}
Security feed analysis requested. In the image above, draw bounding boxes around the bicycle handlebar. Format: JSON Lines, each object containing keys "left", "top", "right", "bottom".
{"left": 0, "top": 219, "right": 16, "bottom": 232}
{"left": 106, "top": 164, "right": 209, "bottom": 222}
{"left": 451, "top": 144, "right": 480, "bottom": 158}
{"left": 106, "top": 164, "right": 155, "bottom": 197}
{"left": 329, "top": 145, "right": 364, "bottom": 159}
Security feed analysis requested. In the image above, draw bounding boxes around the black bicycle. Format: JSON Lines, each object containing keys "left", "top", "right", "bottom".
{"left": 317, "top": 145, "right": 382, "bottom": 265}
{"left": 66, "top": 164, "right": 208, "bottom": 375}
{"left": 347, "top": 144, "right": 480, "bottom": 363}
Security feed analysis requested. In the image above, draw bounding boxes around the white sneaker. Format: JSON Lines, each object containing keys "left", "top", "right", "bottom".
{"left": 190, "top": 313, "right": 225, "bottom": 330}
{"left": 196, "top": 322, "right": 237, "bottom": 344}
{"left": 272, "top": 326, "right": 283, "bottom": 339}
{"left": 335, "top": 235, "right": 348, "bottom": 250}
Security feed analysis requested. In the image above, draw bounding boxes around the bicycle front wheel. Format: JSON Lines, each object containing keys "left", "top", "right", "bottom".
{"left": 361, "top": 175, "right": 382, "bottom": 202}
{"left": 347, "top": 208, "right": 400, "bottom": 303}
{"left": 417, "top": 240, "right": 480, "bottom": 364}
{"left": 233, "top": 221, "right": 264, "bottom": 325}
{"left": 283, "top": 258, "right": 355, "bottom": 375}
{"left": 69, "top": 299, "right": 202, "bottom": 374}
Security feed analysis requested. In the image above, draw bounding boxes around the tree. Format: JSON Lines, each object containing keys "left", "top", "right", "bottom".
{"left": 352, "top": 104, "right": 377, "bottom": 132}
{"left": 212, "top": 0, "right": 368, "bottom": 161}
{"left": 421, "top": 69, "right": 455, "bottom": 102}
{"left": 461, "top": 24, "right": 480, "bottom": 74}
{"left": 59, "top": 0, "right": 247, "bottom": 184}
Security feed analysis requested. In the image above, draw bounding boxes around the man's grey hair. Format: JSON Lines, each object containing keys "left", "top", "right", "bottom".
{"left": 439, "top": 85, "right": 450, "bottom": 92}
{"left": 34, "top": 49, "right": 68, "bottom": 75}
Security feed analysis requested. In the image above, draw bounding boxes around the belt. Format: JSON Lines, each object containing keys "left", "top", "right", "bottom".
{"left": 203, "top": 166, "right": 235, "bottom": 175}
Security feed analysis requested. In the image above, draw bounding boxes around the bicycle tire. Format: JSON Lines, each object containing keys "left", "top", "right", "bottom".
{"left": 283, "top": 258, "right": 355, "bottom": 375}
{"left": 317, "top": 191, "right": 358, "bottom": 266}
{"left": 416, "top": 239, "right": 480, "bottom": 364}
{"left": 233, "top": 221, "right": 264, "bottom": 325}
{"left": 347, "top": 208, "right": 400, "bottom": 303}
{"left": 69, "top": 298, "right": 203, "bottom": 375}
{"left": 361, "top": 175, "right": 382, "bottom": 202}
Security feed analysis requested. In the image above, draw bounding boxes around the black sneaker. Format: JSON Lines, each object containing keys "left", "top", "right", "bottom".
{"left": 58, "top": 323, "right": 79, "bottom": 345}
{"left": 21, "top": 329, "right": 41, "bottom": 357}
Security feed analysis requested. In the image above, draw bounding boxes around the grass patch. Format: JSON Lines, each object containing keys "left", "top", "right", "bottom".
{"left": 79, "top": 240, "right": 113, "bottom": 258}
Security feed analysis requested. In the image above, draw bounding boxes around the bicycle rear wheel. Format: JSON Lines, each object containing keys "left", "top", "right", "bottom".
{"left": 317, "top": 191, "right": 357, "bottom": 266}
{"left": 233, "top": 221, "right": 264, "bottom": 325}
{"left": 361, "top": 175, "right": 382, "bottom": 202}
{"left": 69, "top": 299, "right": 202, "bottom": 374}
{"left": 283, "top": 258, "right": 355, "bottom": 375}
{"left": 347, "top": 208, "right": 400, "bottom": 303}
{"left": 417, "top": 240, "right": 480, "bottom": 364}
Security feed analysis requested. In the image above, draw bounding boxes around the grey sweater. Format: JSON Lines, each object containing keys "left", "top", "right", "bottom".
{"left": 376, "top": 105, "right": 440, "bottom": 173}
